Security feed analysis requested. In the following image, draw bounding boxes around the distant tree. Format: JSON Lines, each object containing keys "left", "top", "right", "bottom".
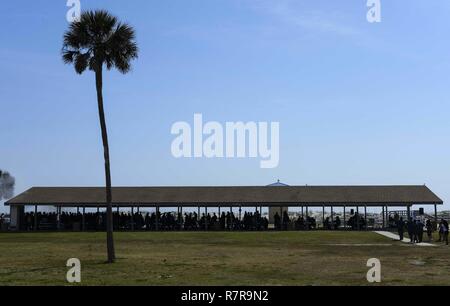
{"left": 0, "top": 170, "right": 15, "bottom": 201}
{"left": 62, "top": 10, "right": 138, "bottom": 263}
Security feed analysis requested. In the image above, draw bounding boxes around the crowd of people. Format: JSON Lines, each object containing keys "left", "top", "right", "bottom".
{"left": 396, "top": 216, "right": 449, "bottom": 245}
{"left": 16, "top": 210, "right": 375, "bottom": 232}
{"left": 274, "top": 212, "right": 318, "bottom": 230}
{"left": 20, "top": 211, "right": 273, "bottom": 232}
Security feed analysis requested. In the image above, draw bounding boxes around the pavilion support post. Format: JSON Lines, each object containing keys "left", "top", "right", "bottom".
{"left": 301, "top": 206, "right": 304, "bottom": 218}
{"left": 356, "top": 206, "right": 360, "bottom": 231}
{"left": 230, "top": 207, "right": 233, "bottom": 230}
{"left": 218, "top": 206, "right": 221, "bottom": 215}
{"left": 198, "top": 206, "right": 201, "bottom": 217}
{"left": 56, "top": 206, "right": 60, "bottom": 231}
{"left": 385, "top": 206, "right": 389, "bottom": 228}
{"left": 239, "top": 206, "right": 242, "bottom": 221}
{"left": 343, "top": 206, "right": 346, "bottom": 230}
{"left": 131, "top": 207, "right": 135, "bottom": 231}
{"left": 331, "top": 206, "right": 334, "bottom": 223}
{"left": 180, "top": 206, "right": 183, "bottom": 230}
{"left": 364, "top": 206, "right": 368, "bottom": 231}
{"left": 322, "top": 205, "right": 325, "bottom": 229}
{"left": 34, "top": 205, "right": 38, "bottom": 231}
{"left": 81, "top": 207, "right": 85, "bottom": 232}
{"left": 156, "top": 206, "right": 159, "bottom": 231}
{"left": 205, "top": 207, "right": 208, "bottom": 231}
{"left": 306, "top": 206, "right": 309, "bottom": 217}
{"left": 434, "top": 204, "right": 438, "bottom": 225}
{"left": 407, "top": 205, "right": 411, "bottom": 220}
{"left": 382, "top": 207, "right": 385, "bottom": 229}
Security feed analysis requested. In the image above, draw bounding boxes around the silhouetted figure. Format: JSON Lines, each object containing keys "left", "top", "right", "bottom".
{"left": 334, "top": 216, "right": 341, "bottom": 230}
{"left": 397, "top": 217, "right": 405, "bottom": 241}
{"left": 417, "top": 220, "right": 424, "bottom": 243}
{"left": 407, "top": 218, "right": 416, "bottom": 244}
{"left": 441, "top": 219, "right": 449, "bottom": 245}
{"left": 282, "top": 211, "right": 290, "bottom": 230}
{"left": 426, "top": 220, "right": 433, "bottom": 242}
{"left": 324, "top": 217, "right": 331, "bottom": 230}
{"left": 274, "top": 212, "right": 281, "bottom": 230}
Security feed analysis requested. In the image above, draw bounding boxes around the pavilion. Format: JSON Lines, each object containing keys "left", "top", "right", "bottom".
{"left": 5, "top": 185, "right": 443, "bottom": 231}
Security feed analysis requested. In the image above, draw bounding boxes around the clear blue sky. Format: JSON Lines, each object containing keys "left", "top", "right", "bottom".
{"left": 1, "top": 0, "right": 449, "bottom": 212}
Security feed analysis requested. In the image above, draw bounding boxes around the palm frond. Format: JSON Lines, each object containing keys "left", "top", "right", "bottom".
{"left": 62, "top": 10, "right": 138, "bottom": 74}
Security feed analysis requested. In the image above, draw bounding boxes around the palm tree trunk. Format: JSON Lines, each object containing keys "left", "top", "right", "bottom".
{"left": 95, "top": 65, "right": 116, "bottom": 263}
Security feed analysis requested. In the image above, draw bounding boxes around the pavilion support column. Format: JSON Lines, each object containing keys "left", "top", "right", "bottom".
{"left": 364, "top": 206, "right": 368, "bottom": 231}
{"left": 156, "top": 206, "right": 159, "bottom": 231}
{"left": 116, "top": 206, "right": 120, "bottom": 231}
{"left": 230, "top": 207, "right": 233, "bottom": 230}
{"left": 356, "top": 206, "right": 360, "bottom": 231}
{"left": 331, "top": 206, "right": 334, "bottom": 223}
{"left": 382, "top": 207, "right": 385, "bottom": 229}
{"left": 322, "top": 205, "right": 325, "bottom": 229}
{"left": 82, "top": 207, "right": 85, "bottom": 232}
{"left": 343, "top": 206, "right": 346, "bottom": 230}
{"left": 77, "top": 207, "right": 80, "bottom": 214}
{"left": 434, "top": 204, "right": 438, "bottom": 225}
{"left": 406, "top": 205, "right": 411, "bottom": 220}
{"left": 218, "top": 206, "right": 221, "bottom": 215}
{"left": 34, "top": 205, "right": 38, "bottom": 231}
{"left": 131, "top": 207, "right": 135, "bottom": 231}
{"left": 306, "top": 206, "right": 309, "bottom": 217}
{"left": 301, "top": 206, "right": 304, "bottom": 218}
{"left": 180, "top": 206, "right": 183, "bottom": 230}
{"left": 385, "top": 206, "right": 389, "bottom": 228}
{"left": 239, "top": 206, "right": 242, "bottom": 221}
{"left": 198, "top": 206, "right": 201, "bottom": 217}
{"left": 57, "top": 206, "right": 61, "bottom": 231}
{"left": 205, "top": 207, "right": 208, "bottom": 231}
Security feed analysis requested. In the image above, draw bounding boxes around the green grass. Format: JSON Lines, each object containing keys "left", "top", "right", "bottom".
{"left": 0, "top": 231, "right": 449, "bottom": 286}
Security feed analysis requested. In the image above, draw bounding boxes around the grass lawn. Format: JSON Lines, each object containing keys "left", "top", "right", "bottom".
{"left": 0, "top": 231, "right": 449, "bottom": 286}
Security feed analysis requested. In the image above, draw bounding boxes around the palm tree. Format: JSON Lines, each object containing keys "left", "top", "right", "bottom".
{"left": 62, "top": 10, "right": 138, "bottom": 263}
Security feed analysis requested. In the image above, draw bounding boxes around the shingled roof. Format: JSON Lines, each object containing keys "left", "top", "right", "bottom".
{"left": 5, "top": 185, "right": 443, "bottom": 207}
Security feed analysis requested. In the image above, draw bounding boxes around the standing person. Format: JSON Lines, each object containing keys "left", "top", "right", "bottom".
{"left": 438, "top": 220, "right": 444, "bottom": 242}
{"left": 417, "top": 220, "right": 424, "bottom": 243}
{"left": 407, "top": 218, "right": 416, "bottom": 244}
{"left": 397, "top": 217, "right": 405, "bottom": 241}
{"left": 426, "top": 219, "right": 434, "bottom": 242}
{"left": 334, "top": 216, "right": 341, "bottom": 230}
{"left": 441, "top": 219, "right": 449, "bottom": 246}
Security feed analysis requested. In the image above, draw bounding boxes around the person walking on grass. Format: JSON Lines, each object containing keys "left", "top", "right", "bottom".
{"left": 426, "top": 219, "right": 434, "bottom": 242}
{"left": 441, "top": 219, "right": 449, "bottom": 246}
{"left": 397, "top": 217, "right": 405, "bottom": 241}
{"left": 407, "top": 218, "right": 416, "bottom": 244}
{"left": 417, "top": 220, "right": 424, "bottom": 243}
